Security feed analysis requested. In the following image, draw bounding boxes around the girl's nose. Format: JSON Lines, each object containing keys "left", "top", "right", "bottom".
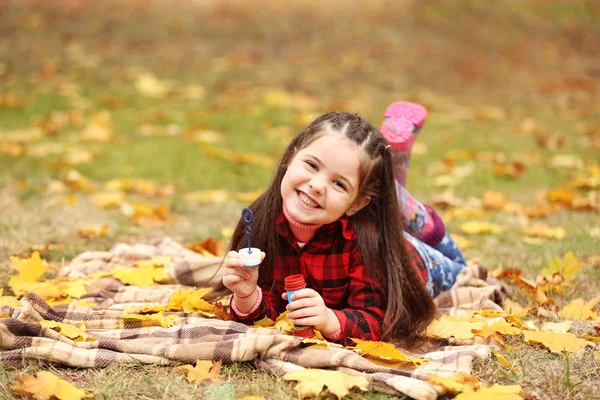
{"left": 309, "top": 176, "right": 326, "bottom": 193}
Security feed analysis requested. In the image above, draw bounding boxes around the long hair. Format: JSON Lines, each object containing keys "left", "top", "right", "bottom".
{"left": 214, "top": 111, "right": 436, "bottom": 346}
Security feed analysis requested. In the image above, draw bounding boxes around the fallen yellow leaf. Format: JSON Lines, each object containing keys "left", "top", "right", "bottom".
{"left": 9, "top": 252, "right": 48, "bottom": 293}
{"left": 455, "top": 384, "right": 523, "bottom": 399}
{"left": 175, "top": 360, "right": 225, "bottom": 384}
{"left": 542, "top": 252, "right": 582, "bottom": 280}
{"left": 283, "top": 369, "right": 369, "bottom": 399}
{"left": 460, "top": 221, "right": 505, "bottom": 235}
{"left": 523, "top": 330, "right": 590, "bottom": 354}
{"left": 541, "top": 321, "right": 572, "bottom": 333}
{"left": 426, "top": 316, "right": 485, "bottom": 339}
{"left": 123, "top": 312, "right": 178, "bottom": 328}
{"left": 350, "top": 338, "right": 428, "bottom": 365}
{"left": 427, "top": 373, "right": 480, "bottom": 393}
{"left": 559, "top": 297, "right": 600, "bottom": 320}
{"left": 521, "top": 224, "right": 565, "bottom": 240}
{"left": 40, "top": 320, "right": 97, "bottom": 342}
{"left": 11, "top": 371, "right": 90, "bottom": 400}
{"left": 77, "top": 224, "right": 109, "bottom": 238}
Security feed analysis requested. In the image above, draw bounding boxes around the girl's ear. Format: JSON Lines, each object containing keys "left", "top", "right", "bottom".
{"left": 346, "top": 195, "right": 371, "bottom": 216}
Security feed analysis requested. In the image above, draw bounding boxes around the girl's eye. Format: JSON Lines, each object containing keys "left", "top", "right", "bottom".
{"left": 305, "top": 161, "right": 318, "bottom": 170}
{"left": 334, "top": 181, "right": 347, "bottom": 190}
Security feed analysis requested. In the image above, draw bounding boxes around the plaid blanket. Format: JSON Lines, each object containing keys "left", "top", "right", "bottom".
{"left": 1, "top": 237, "right": 504, "bottom": 400}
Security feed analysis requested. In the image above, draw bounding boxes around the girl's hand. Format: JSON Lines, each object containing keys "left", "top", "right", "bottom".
{"left": 222, "top": 250, "right": 264, "bottom": 298}
{"left": 283, "top": 289, "right": 339, "bottom": 334}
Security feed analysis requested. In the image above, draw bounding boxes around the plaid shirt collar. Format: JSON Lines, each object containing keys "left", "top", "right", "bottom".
{"left": 276, "top": 208, "right": 356, "bottom": 248}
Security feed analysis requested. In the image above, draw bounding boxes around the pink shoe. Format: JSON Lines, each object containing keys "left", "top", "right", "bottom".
{"left": 380, "top": 102, "right": 428, "bottom": 151}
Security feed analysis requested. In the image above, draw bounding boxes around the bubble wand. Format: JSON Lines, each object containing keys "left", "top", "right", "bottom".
{"left": 238, "top": 208, "right": 261, "bottom": 268}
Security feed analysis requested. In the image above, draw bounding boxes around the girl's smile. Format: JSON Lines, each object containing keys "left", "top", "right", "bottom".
{"left": 281, "top": 132, "right": 370, "bottom": 226}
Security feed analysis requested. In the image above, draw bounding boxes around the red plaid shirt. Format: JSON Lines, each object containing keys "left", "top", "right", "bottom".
{"left": 231, "top": 212, "right": 428, "bottom": 345}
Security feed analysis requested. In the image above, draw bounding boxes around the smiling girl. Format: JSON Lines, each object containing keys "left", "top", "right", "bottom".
{"left": 219, "top": 105, "right": 466, "bottom": 346}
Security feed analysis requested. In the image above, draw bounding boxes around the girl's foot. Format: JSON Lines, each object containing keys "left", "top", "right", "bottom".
{"left": 380, "top": 101, "right": 427, "bottom": 188}
{"left": 380, "top": 101, "right": 427, "bottom": 151}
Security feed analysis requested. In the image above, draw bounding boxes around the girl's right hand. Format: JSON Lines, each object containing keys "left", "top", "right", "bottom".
{"left": 222, "top": 250, "right": 264, "bottom": 297}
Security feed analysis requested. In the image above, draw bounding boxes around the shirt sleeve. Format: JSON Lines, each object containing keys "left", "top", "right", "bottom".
{"left": 230, "top": 283, "right": 286, "bottom": 323}
{"left": 329, "top": 247, "right": 386, "bottom": 346}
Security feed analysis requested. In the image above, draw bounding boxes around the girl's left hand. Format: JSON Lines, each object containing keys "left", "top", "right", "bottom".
{"left": 283, "top": 289, "right": 337, "bottom": 333}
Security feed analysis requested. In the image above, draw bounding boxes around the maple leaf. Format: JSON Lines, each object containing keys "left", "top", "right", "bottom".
{"left": 135, "top": 72, "right": 172, "bottom": 98}
{"left": 123, "top": 312, "right": 178, "bottom": 328}
{"left": 181, "top": 288, "right": 215, "bottom": 313}
{"left": 283, "top": 369, "right": 369, "bottom": 399}
{"left": 482, "top": 191, "right": 508, "bottom": 210}
{"left": 252, "top": 316, "right": 276, "bottom": 327}
{"left": 175, "top": 360, "right": 226, "bottom": 384}
{"left": 165, "top": 287, "right": 214, "bottom": 313}
{"left": 492, "top": 350, "right": 517, "bottom": 371}
{"left": 301, "top": 338, "right": 344, "bottom": 348}
{"left": 9, "top": 252, "right": 47, "bottom": 286}
{"left": 77, "top": 224, "right": 109, "bottom": 238}
{"left": 454, "top": 384, "right": 523, "bottom": 399}
{"left": 542, "top": 252, "right": 582, "bottom": 280}
{"left": 40, "top": 320, "right": 97, "bottom": 342}
{"left": 521, "top": 224, "right": 566, "bottom": 240}
{"left": 523, "top": 331, "right": 591, "bottom": 354}
{"left": 11, "top": 371, "right": 91, "bottom": 400}
{"left": 187, "top": 237, "right": 226, "bottom": 257}
{"left": 350, "top": 338, "right": 428, "bottom": 365}
{"left": 559, "top": 297, "right": 600, "bottom": 320}
{"left": 460, "top": 221, "right": 505, "bottom": 235}
{"left": 91, "top": 191, "right": 125, "bottom": 208}
{"left": 426, "top": 316, "right": 485, "bottom": 339}
{"left": 541, "top": 321, "right": 572, "bottom": 334}
{"left": 111, "top": 265, "right": 168, "bottom": 286}
{"left": 214, "top": 302, "right": 231, "bottom": 321}
{"left": 427, "top": 373, "right": 480, "bottom": 393}
{"left": 503, "top": 299, "right": 530, "bottom": 317}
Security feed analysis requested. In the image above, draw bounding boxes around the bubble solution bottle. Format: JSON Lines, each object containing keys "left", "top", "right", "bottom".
{"left": 284, "top": 274, "right": 316, "bottom": 338}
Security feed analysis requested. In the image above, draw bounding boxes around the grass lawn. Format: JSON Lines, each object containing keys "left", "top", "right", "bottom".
{"left": 1, "top": 0, "right": 599, "bottom": 399}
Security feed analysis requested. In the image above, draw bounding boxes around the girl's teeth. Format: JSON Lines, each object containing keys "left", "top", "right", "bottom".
{"left": 299, "top": 192, "right": 318, "bottom": 208}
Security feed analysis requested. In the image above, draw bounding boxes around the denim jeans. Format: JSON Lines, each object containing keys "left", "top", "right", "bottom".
{"left": 404, "top": 232, "right": 466, "bottom": 297}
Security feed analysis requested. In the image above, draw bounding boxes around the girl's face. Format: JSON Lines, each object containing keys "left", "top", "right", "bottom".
{"left": 281, "top": 133, "right": 371, "bottom": 225}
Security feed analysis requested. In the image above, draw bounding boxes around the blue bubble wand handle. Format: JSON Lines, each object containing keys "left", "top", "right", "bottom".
{"left": 242, "top": 208, "right": 254, "bottom": 254}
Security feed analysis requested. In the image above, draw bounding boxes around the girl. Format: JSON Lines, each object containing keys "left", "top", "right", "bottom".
{"left": 220, "top": 103, "right": 466, "bottom": 346}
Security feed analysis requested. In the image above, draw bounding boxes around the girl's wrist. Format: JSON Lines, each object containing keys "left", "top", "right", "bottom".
{"left": 233, "top": 286, "right": 259, "bottom": 313}
{"left": 318, "top": 308, "right": 341, "bottom": 336}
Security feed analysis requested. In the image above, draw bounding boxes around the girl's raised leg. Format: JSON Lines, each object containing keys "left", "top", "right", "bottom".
{"left": 381, "top": 101, "right": 466, "bottom": 265}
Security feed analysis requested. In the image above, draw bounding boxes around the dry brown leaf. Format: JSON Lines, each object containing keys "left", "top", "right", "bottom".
{"left": 491, "top": 162, "right": 525, "bottom": 178}
{"left": 187, "top": 237, "right": 226, "bottom": 257}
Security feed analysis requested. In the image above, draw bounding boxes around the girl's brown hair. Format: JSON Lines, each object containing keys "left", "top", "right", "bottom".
{"left": 216, "top": 111, "right": 436, "bottom": 346}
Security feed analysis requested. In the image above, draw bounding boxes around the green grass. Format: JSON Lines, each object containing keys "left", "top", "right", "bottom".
{"left": 1, "top": 0, "right": 599, "bottom": 399}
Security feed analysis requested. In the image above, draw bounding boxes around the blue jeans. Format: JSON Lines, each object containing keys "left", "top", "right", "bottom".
{"left": 404, "top": 232, "right": 466, "bottom": 297}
